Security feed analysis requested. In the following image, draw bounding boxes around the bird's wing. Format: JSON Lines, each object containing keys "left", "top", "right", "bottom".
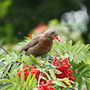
{"left": 20, "top": 35, "right": 40, "bottom": 53}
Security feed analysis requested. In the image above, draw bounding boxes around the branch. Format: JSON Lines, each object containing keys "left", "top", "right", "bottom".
{"left": 68, "top": 86, "right": 77, "bottom": 90}
{"left": 70, "top": 67, "right": 86, "bottom": 81}
{"left": 0, "top": 44, "right": 9, "bottom": 54}
{"left": 38, "top": 72, "right": 42, "bottom": 87}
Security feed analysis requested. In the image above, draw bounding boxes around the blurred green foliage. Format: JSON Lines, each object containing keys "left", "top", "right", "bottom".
{"left": 0, "top": 0, "right": 90, "bottom": 44}
{"left": 0, "top": 0, "right": 12, "bottom": 18}
{"left": 0, "top": 0, "right": 14, "bottom": 44}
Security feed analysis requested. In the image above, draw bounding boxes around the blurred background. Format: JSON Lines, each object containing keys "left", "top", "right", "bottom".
{"left": 0, "top": 0, "right": 90, "bottom": 46}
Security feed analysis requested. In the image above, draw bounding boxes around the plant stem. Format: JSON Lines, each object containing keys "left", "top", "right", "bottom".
{"left": 38, "top": 72, "right": 42, "bottom": 87}
{"left": 0, "top": 44, "right": 9, "bottom": 54}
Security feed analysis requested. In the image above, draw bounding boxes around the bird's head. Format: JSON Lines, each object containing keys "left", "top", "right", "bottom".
{"left": 43, "top": 29, "right": 60, "bottom": 42}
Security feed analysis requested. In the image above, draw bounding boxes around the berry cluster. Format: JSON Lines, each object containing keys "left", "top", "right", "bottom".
{"left": 38, "top": 79, "right": 55, "bottom": 90}
{"left": 17, "top": 64, "right": 40, "bottom": 81}
{"left": 17, "top": 55, "right": 74, "bottom": 90}
{"left": 53, "top": 57, "right": 75, "bottom": 88}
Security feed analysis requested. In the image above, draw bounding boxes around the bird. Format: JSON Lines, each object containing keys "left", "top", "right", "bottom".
{"left": 20, "top": 29, "right": 60, "bottom": 57}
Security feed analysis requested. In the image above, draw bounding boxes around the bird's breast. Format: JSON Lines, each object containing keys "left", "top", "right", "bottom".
{"left": 38, "top": 40, "right": 53, "bottom": 53}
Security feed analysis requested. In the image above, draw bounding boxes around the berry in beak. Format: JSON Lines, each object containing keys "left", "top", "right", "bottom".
{"left": 54, "top": 35, "right": 60, "bottom": 42}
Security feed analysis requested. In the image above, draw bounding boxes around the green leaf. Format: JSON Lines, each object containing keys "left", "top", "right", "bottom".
{"left": 42, "top": 57, "right": 48, "bottom": 67}
{"left": 0, "top": 83, "right": 11, "bottom": 89}
{"left": 10, "top": 63, "right": 20, "bottom": 73}
{"left": 30, "top": 55, "right": 41, "bottom": 65}
{"left": 14, "top": 71, "right": 20, "bottom": 83}
{"left": 27, "top": 88, "right": 32, "bottom": 90}
{"left": 76, "top": 44, "right": 84, "bottom": 53}
{"left": 0, "top": 62, "right": 5, "bottom": 70}
{"left": 22, "top": 55, "right": 33, "bottom": 66}
{"left": 31, "top": 78, "right": 37, "bottom": 87}
{"left": 26, "top": 88, "right": 29, "bottom": 90}
{"left": 71, "top": 41, "right": 80, "bottom": 53}
{"left": 43, "top": 71, "right": 51, "bottom": 79}
{"left": 72, "top": 62, "right": 83, "bottom": 70}
{"left": 79, "top": 53, "right": 86, "bottom": 60}
{"left": 85, "top": 81, "right": 90, "bottom": 90}
{"left": 45, "top": 63, "right": 56, "bottom": 69}
{"left": 62, "top": 42, "right": 66, "bottom": 49}
{"left": 64, "top": 80, "right": 71, "bottom": 86}
{"left": 33, "top": 88, "right": 38, "bottom": 90}
{"left": 0, "top": 79, "right": 11, "bottom": 83}
{"left": 29, "top": 74, "right": 36, "bottom": 87}
{"left": 75, "top": 75, "right": 80, "bottom": 82}
{"left": 81, "top": 65, "right": 90, "bottom": 76}
{"left": 18, "top": 85, "right": 23, "bottom": 90}
{"left": 83, "top": 44, "right": 90, "bottom": 52}
{"left": 73, "top": 54, "right": 81, "bottom": 64}
{"left": 59, "top": 47, "right": 64, "bottom": 55}
{"left": 77, "top": 64, "right": 88, "bottom": 74}
{"left": 4, "top": 83, "right": 13, "bottom": 90}
{"left": 70, "top": 53, "right": 73, "bottom": 62}
{"left": 13, "top": 83, "right": 18, "bottom": 90}
{"left": 66, "top": 40, "right": 72, "bottom": 53}
{"left": 58, "top": 78, "right": 71, "bottom": 86}
{"left": 41, "top": 76, "right": 47, "bottom": 81}
{"left": 3, "top": 64, "right": 11, "bottom": 77}
{"left": 87, "top": 59, "right": 90, "bottom": 64}
{"left": 52, "top": 80, "right": 66, "bottom": 87}
{"left": 55, "top": 85, "right": 60, "bottom": 90}
{"left": 8, "top": 73, "right": 15, "bottom": 82}
{"left": 25, "top": 72, "right": 31, "bottom": 86}
{"left": 22, "top": 87, "right": 26, "bottom": 90}
{"left": 62, "top": 87, "right": 68, "bottom": 90}
{"left": 85, "top": 77, "right": 90, "bottom": 84}
{"left": 49, "top": 69, "right": 56, "bottom": 80}
{"left": 21, "top": 70, "right": 25, "bottom": 84}
{"left": 54, "top": 69, "right": 61, "bottom": 74}
{"left": 78, "top": 77, "right": 84, "bottom": 90}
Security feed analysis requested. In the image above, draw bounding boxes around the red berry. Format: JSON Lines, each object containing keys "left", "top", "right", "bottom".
{"left": 17, "top": 72, "right": 21, "bottom": 78}
{"left": 58, "top": 39, "right": 60, "bottom": 42}
{"left": 68, "top": 64, "right": 71, "bottom": 67}
{"left": 57, "top": 54, "right": 60, "bottom": 56}
{"left": 63, "top": 63, "right": 65, "bottom": 66}
{"left": 41, "top": 82, "right": 44, "bottom": 85}
{"left": 53, "top": 58, "right": 57, "bottom": 61}
{"left": 60, "top": 60, "right": 64, "bottom": 63}
{"left": 23, "top": 64, "right": 26, "bottom": 69}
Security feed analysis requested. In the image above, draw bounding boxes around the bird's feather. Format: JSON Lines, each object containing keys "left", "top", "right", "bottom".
{"left": 20, "top": 35, "right": 40, "bottom": 53}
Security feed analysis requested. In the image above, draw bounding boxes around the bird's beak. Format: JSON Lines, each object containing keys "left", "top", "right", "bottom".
{"left": 54, "top": 35, "right": 60, "bottom": 42}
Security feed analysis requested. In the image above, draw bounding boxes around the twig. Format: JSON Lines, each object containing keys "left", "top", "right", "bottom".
{"left": 0, "top": 44, "right": 9, "bottom": 54}
{"left": 70, "top": 67, "right": 84, "bottom": 79}
{"left": 38, "top": 72, "right": 42, "bottom": 87}
{"left": 7, "top": 61, "right": 22, "bottom": 74}
{"left": 68, "top": 86, "right": 77, "bottom": 90}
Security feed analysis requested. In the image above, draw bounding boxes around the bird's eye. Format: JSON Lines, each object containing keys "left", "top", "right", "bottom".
{"left": 51, "top": 32, "right": 55, "bottom": 34}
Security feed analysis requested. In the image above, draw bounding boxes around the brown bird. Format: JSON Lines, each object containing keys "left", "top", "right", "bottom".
{"left": 20, "top": 29, "right": 60, "bottom": 57}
